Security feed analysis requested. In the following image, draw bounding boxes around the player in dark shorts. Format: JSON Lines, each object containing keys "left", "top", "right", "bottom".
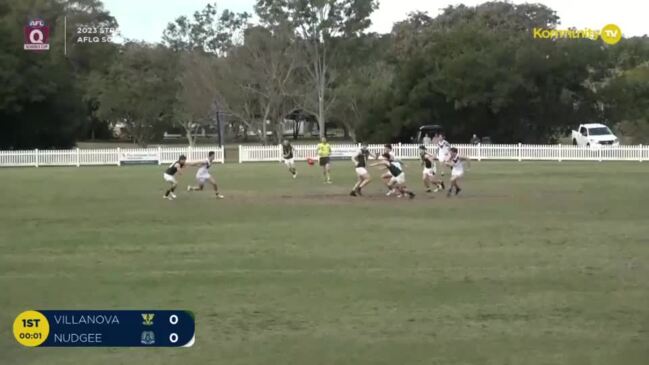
{"left": 282, "top": 140, "right": 297, "bottom": 179}
{"left": 162, "top": 155, "right": 187, "bottom": 200}
{"left": 371, "top": 153, "right": 415, "bottom": 199}
{"left": 350, "top": 143, "right": 377, "bottom": 197}
{"left": 419, "top": 145, "right": 445, "bottom": 193}
{"left": 316, "top": 138, "right": 332, "bottom": 183}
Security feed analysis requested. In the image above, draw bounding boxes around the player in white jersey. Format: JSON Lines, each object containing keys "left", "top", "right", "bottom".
{"left": 419, "top": 145, "right": 445, "bottom": 193}
{"left": 445, "top": 147, "right": 470, "bottom": 197}
{"left": 436, "top": 134, "right": 451, "bottom": 176}
{"left": 187, "top": 151, "right": 224, "bottom": 199}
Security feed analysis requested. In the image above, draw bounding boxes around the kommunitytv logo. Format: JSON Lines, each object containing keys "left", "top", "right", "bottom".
{"left": 24, "top": 18, "right": 50, "bottom": 51}
{"left": 532, "top": 24, "right": 622, "bottom": 45}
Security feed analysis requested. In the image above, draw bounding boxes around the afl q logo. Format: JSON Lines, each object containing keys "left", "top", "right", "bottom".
{"left": 24, "top": 18, "right": 50, "bottom": 51}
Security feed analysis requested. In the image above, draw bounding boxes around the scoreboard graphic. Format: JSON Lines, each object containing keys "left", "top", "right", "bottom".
{"left": 13, "top": 310, "right": 195, "bottom": 347}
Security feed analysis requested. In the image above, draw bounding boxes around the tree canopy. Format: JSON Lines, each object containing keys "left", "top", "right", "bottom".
{"left": 1, "top": 0, "right": 647, "bottom": 148}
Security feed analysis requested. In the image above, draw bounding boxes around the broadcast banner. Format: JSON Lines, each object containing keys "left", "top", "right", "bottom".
{"left": 13, "top": 310, "right": 195, "bottom": 347}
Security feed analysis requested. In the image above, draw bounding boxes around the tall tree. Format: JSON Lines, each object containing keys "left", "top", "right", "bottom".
{"left": 220, "top": 24, "right": 299, "bottom": 144}
{"left": 255, "top": 0, "right": 378, "bottom": 138}
{"left": 162, "top": 2, "right": 250, "bottom": 55}
{"left": 90, "top": 43, "right": 177, "bottom": 146}
{"left": 174, "top": 51, "right": 221, "bottom": 146}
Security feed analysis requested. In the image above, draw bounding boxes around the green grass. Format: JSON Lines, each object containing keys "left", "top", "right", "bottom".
{"left": 1, "top": 161, "right": 648, "bottom": 365}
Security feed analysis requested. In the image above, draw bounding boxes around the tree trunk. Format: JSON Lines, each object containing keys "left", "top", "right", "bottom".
{"left": 318, "top": 94, "right": 325, "bottom": 139}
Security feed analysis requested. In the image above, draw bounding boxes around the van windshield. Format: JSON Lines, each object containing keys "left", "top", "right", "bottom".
{"left": 588, "top": 127, "right": 612, "bottom": 136}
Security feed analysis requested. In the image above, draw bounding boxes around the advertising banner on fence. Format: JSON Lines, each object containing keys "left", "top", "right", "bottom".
{"left": 330, "top": 147, "right": 360, "bottom": 160}
{"left": 119, "top": 151, "right": 159, "bottom": 166}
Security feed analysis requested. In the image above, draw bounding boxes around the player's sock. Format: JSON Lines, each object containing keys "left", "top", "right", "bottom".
{"left": 455, "top": 187, "right": 462, "bottom": 196}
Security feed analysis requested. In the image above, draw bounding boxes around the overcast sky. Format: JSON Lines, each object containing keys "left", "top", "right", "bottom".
{"left": 101, "top": 0, "right": 647, "bottom": 42}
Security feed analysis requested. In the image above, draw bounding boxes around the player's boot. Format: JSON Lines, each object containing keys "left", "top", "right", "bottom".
{"left": 170, "top": 192, "right": 177, "bottom": 199}
{"left": 215, "top": 193, "right": 225, "bottom": 199}
{"left": 350, "top": 190, "right": 357, "bottom": 197}
{"left": 455, "top": 188, "right": 462, "bottom": 196}
{"left": 408, "top": 192, "right": 416, "bottom": 199}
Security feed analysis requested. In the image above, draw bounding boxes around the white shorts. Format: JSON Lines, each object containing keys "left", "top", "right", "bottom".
{"left": 422, "top": 168, "right": 436, "bottom": 178}
{"left": 355, "top": 167, "right": 369, "bottom": 177}
{"left": 389, "top": 173, "right": 406, "bottom": 185}
{"left": 451, "top": 170, "right": 464, "bottom": 178}
{"left": 438, "top": 153, "right": 449, "bottom": 163}
{"left": 196, "top": 172, "right": 212, "bottom": 184}
{"left": 163, "top": 173, "right": 177, "bottom": 184}
{"left": 283, "top": 158, "right": 295, "bottom": 167}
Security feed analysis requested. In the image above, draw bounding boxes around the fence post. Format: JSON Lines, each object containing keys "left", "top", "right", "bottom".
{"left": 76, "top": 148, "right": 80, "bottom": 167}
{"left": 477, "top": 143, "right": 482, "bottom": 161}
{"left": 598, "top": 148, "right": 602, "bottom": 162}
{"left": 116, "top": 147, "right": 121, "bottom": 166}
{"left": 34, "top": 149, "right": 39, "bottom": 167}
{"left": 277, "top": 144, "right": 282, "bottom": 162}
{"left": 238, "top": 145, "right": 242, "bottom": 164}
{"left": 558, "top": 144, "right": 562, "bottom": 162}
{"left": 398, "top": 143, "right": 402, "bottom": 159}
{"left": 518, "top": 143, "right": 522, "bottom": 162}
{"left": 158, "top": 146, "right": 162, "bottom": 165}
{"left": 640, "top": 145, "right": 643, "bottom": 162}
{"left": 188, "top": 145, "right": 192, "bottom": 161}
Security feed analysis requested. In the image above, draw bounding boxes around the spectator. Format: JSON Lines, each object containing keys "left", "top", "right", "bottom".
{"left": 471, "top": 134, "right": 480, "bottom": 145}
{"left": 423, "top": 133, "right": 432, "bottom": 146}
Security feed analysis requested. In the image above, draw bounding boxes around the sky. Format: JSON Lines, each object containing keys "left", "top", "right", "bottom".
{"left": 101, "top": 0, "right": 648, "bottom": 43}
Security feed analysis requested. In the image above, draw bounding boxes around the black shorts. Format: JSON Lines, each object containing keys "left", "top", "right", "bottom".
{"left": 319, "top": 157, "right": 330, "bottom": 166}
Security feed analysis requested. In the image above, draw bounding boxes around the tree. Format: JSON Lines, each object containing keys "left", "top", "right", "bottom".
{"left": 174, "top": 52, "right": 221, "bottom": 146}
{"left": 255, "top": 0, "right": 378, "bottom": 138}
{"left": 362, "top": 2, "right": 610, "bottom": 143}
{"left": 90, "top": 43, "right": 177, "bottom": 146}
{"left": 329, "top": 34, "right": 391, "bottom": 141}
{"left": 219, "top": 24, "right": 299, "bottom": 144}
{"left": 162, "top": 2, "right": 250, "bottom": 55}
{"left": 0, "top": 0, "right": 90, "bottom": 149}
{"left": 604, "top": 62, "right": 649, "bottom": 143}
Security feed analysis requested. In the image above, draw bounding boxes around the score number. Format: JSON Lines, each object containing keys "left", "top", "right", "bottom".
{"left": 13, "top": 310, "right": 50, "bottom": 347}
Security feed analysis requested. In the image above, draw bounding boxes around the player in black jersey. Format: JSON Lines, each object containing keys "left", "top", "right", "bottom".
{"left": 419, "top": 146, "right": 445, "bottom": 193}
{"left": 371, "top": 153, "right": 415, "bottom": 199}
{"left": 163, "top": 155, "right": 187, "bottom": 200}
{"left": 350, "top": 143, "right": 377, "bottom": 197}
{"left": 282, "top": 140, "right": 297, "bottom": 179}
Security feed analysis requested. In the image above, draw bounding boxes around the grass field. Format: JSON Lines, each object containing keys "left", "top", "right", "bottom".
{"left": 1, "top": 161, "right": 648, "bottom": 365}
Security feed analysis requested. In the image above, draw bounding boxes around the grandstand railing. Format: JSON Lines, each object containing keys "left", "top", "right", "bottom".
{"left": 0, "top": 146, "right": 224, "bottom": 167}
{"left": 238, "top": 143, "right": 649, "bottom": 163}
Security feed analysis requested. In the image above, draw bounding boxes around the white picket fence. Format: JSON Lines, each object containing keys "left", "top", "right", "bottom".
{"left": 0, "top": 144, "right": 647, "bottom": 168}
{"left": 238, "top": 143, "right": 649, "bottom": 163}
{"left": 0, "top": 146, "right": 224, "bottom": 167}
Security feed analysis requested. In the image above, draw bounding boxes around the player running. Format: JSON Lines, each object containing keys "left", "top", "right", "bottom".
{"left": 282, "top": 140, "right": 297, "bottom": 179}
{"left": 187, "top": 151, "right": 224, "bottom": 199}
{"left": 371, "top": 153, "right": 415, "bottom": 199}
{"left": 436, "top": 134, "right": 452, "bottom": 176}
{"left": 350, "top": 143, "right": 377, "bottom": 197}
{"left": 380, "top": 144, "right": 400, "bottom": 195}
{"left": 163, "top": 155, "right": 186, "bottom": 200}
{"left": 445, "top": 147, "right": 470, "bottom": 197}
{"left": 419, "top": 145, "right": 445, "bottom": 193}
{"left": 316, "top": 137, "right": 333, "bottom": 184}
